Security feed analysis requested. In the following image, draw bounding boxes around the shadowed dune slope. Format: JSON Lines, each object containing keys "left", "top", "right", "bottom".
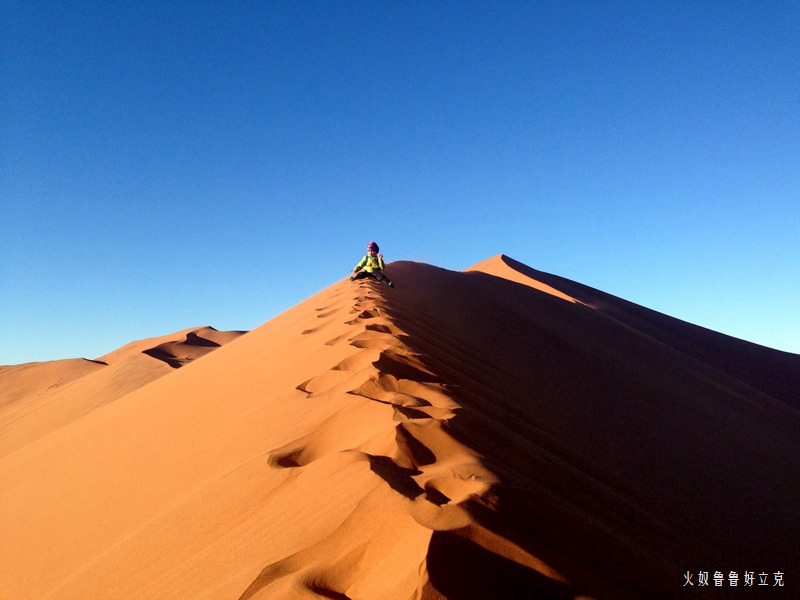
{"left": 470, "top": 254, "right": 800, "bottom": 408}
{"left": 1, "top": 258, "right": 798, "bottom": 600}
{"left": 390, "top": 257, "right": 800, "bottom": 598}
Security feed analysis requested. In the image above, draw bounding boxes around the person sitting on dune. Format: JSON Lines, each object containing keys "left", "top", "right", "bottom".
{"left": 350, "top": 241, "right": 394, "bottom": 287}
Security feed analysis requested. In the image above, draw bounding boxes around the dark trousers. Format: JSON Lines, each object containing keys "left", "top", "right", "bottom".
{"left": 353, "top": 270, "right": 391, "bottom": 285}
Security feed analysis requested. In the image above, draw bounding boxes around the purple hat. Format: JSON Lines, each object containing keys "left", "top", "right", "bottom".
{"left": 366, "top": 241, "right": 379, "bottom": 252}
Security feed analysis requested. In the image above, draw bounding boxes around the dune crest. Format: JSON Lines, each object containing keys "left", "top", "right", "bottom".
{"left": 241, "top": 282, "right": 570, "bottom": 599}
{"left": 467, "top": 254, "right": 580, "bottom": 304}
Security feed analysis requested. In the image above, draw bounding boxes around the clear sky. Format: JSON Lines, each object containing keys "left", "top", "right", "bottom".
{"left": 2, "top": 1, "right": 799, "bottom": 363}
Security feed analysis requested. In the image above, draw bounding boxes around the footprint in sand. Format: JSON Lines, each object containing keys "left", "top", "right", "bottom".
{"left": 301, "top": 323, "right": 330, "bottom": 335}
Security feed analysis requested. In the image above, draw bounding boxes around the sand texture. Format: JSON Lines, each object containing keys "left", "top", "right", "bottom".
{"left": 2, "top": 256, "right": 798, "bottom": 599}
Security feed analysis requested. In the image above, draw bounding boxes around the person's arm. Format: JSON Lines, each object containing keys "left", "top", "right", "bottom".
{"left": 377, "top": 255, "right": 385, "bottom": 270}
{"left": 354, "top": 256, "right": 367, "bottom": 272}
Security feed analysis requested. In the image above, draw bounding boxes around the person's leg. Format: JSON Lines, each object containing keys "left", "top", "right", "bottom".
{"left": 352, "top": 270, "right": 394, "bottom": 286}
{"left": 372, "top": 271, "right": 394, "bottom": 286}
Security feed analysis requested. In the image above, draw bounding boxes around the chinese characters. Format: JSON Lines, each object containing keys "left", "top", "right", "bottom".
{"left": 683, "top": 570, "right": 785, "bottom": 588}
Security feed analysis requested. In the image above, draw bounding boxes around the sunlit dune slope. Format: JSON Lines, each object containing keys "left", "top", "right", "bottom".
{"left": 0, "top": 326, "right": 246, "bottom": 457}
{"left": 1, "top": 257, "right": 798, "bottom": 600}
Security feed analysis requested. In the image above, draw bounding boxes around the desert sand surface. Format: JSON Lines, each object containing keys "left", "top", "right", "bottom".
{"left": 1, "top": 255, "right": 798, "bottom": 599}
{"left": 0, "top": 326, "right": 246, "bottom": 457}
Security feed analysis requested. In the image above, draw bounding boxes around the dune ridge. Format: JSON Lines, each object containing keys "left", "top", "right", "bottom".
{"left": 1, "top": 256, "right": 798, "bottom": 599}
{"left": 239, "top": 282, "right": 575, "bottom": 599}
{"left": 473, "top": 255, "right": 800, "bottom": 407}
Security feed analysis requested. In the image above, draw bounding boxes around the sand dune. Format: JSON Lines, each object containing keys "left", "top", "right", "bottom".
{"left": 96, "top": 325, "right": 247, "bottom": 367}
{"left": 1, "top": 256, "right": 798, "bottom": 599}
{"left": 0, "top": 326, "right": 246, "bottom": 457}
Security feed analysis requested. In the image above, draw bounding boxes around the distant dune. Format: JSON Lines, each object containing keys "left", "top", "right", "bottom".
{"left": 1, "top": 256, "right": 797, "bottom": 599}
{"left": 0, "top": 326, "right": 246, "bottom": 457}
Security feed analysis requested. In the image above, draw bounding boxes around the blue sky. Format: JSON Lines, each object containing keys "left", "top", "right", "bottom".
{"left": 2, "top": 1, "right": 799, "bottom": 363}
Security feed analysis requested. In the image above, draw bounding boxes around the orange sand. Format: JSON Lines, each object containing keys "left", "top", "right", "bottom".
{"left": 1, "top": 255, "right": 798, "bottom": 599}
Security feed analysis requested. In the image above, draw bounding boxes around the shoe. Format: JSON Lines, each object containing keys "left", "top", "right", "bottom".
{"left": 388, "top": 281, "right": 394, "bottom": 287}
{"left": 349, "top": 276, "right": 354, "bottom": 281}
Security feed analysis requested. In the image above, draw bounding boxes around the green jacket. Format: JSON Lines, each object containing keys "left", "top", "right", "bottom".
{"left": 355, "top": 255, "right": 385, "bottom": 273}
